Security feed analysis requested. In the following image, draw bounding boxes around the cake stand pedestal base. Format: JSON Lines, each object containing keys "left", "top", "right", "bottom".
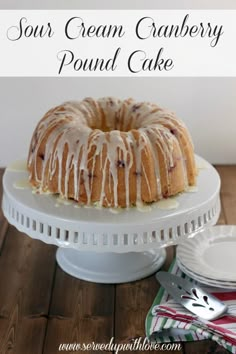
{"left": 56, "top": 248, "right": 166, "bottom": 283}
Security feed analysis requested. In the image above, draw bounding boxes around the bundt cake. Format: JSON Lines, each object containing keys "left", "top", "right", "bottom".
{"left": 27, "top": 97, "right": 197, "bottom": 208}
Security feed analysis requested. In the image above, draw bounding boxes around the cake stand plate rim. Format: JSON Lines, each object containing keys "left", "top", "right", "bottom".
{"left": 2, "top": 155, "right": 221, "bottom": 251}
{"left": 2, "top": 155, "right": 220, "bottom": 227}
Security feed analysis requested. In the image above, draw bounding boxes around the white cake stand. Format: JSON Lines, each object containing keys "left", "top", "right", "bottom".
{"left": 2, "top": 156, "right": 220, "bottom": 283}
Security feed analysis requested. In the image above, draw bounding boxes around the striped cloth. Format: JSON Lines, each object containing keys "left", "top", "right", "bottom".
{"left": 145, "top": 260, "right": 236, "bottom": 353}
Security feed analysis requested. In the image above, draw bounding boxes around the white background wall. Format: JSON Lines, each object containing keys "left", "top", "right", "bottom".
{"left": 1, "top": 0, "right": 236, "bottom": 166}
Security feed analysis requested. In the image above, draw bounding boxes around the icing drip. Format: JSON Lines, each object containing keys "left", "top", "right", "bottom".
{"left": 156, "top": 198, "right": 179, "bottom": 210}
{"left": 28, "top": 97, "right": 196, "bottom": 208}
{"left": 7, "top": 160, "right": 27, "bottom": 172}
{"left": 186, "top": 185, "right": 198, "bottom": 192}
{"left": 14, "top": 179, "right": 31, "bottom": 190}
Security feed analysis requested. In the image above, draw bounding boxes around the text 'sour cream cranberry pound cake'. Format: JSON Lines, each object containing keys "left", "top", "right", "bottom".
{"left": 27, "top": 97, "right": 197, "bottom": 208}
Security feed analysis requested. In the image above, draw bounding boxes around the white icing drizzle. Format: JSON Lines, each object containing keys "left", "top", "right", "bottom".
{"left": 13, "top": 179, "right": 31, "bottom": 190}
{"left": 109, "top": 207, "right": 123, "bottom": 214}
{"left": 28, "top": 97, "right": 196, "bottom": 208}
{"left": 7, "top": 160, "right": 27, "bottom": 172}
{"left": 56, "top": 196, "right": 73, "bottom": 205}
{"left": 197, "top": 161, "right": 209, "bottom": 170}
{"left": 155, "top": 198, "right": 179, "bottom": 210}
{"left": 136, "top": 201, "right": 152, "bottom": 212}
{"left": 186, "top": 185, "right": 198, "bottom": 192}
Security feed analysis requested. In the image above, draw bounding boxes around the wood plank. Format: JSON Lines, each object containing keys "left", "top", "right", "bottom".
{"left": 0, "top": 168, "right": 4, "bottom": 197}
{"left": 217, "top": 204, "right": 227, "bottom": 225}
{"left": 43, "top": 266, "right": 115, "bottom": 354}
{"left": 0, "top": 168, "right": 8, "bottom": 252}
{"left": 0, "top": 225, "right": 56, "bottom": 353}
{"left": 216, "top": 165, "right": 236, "bottom": 224}
{"left": 114, "top": 247, "right": 183, "bottom": 353}
{"left": 0, "top": 317, "right": 47, "bottom": 354}
{"left": 183, "top": 340, "right": 229, "bottom": 354}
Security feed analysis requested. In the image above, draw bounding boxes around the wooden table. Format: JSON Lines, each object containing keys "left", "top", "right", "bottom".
{"left": 0, "top": 166, "right": 235, "bottom": 354}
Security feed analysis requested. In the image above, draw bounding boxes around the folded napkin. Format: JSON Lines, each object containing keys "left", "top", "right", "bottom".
{"left": 146, "top": 260, "right": 236, "bottom": 353}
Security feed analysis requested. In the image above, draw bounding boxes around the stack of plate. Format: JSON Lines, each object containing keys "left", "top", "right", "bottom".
{"left": 176, "top": 225, "right": 236, "bottom": 289}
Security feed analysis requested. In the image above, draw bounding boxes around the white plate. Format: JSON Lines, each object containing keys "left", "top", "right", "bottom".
{"left": 177, "top": 257, "right": 236, "bottom": 289}
{"left": 177, "top": 225, "right": 236, "bottom": 282}
{"left": 177, "top": 256, "right": 236, "bottom": 284}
